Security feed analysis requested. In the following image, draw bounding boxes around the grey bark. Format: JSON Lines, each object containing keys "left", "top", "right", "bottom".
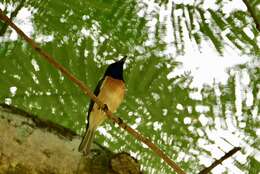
{"left": 0, "top": 104, "right": 140, "bottom": 174}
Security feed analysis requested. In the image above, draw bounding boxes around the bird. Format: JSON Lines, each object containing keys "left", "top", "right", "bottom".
{"left": 78, "top": 57, "right": 126, "bottom": 154}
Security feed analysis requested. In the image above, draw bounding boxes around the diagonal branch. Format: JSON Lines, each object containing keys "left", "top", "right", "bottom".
{"left": 241, "top": 0, "right": 260, "bottom": 31}
{"left": 198, "top": 147, "right": 241, "bottom": 174}
{"left": 0, "top": 9, "right": 186, "bottom": 174}
{"left": 0, "top": 0, "right": 25, "bottom": 36}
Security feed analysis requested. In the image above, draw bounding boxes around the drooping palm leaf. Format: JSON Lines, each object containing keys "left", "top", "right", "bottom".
{"left": 0, "top": 0, "right": 259, "bottom": 173}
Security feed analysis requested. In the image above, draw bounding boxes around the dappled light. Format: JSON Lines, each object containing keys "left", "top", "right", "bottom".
{"left": 0, "top": 0, "right": 259, "bottom": 173}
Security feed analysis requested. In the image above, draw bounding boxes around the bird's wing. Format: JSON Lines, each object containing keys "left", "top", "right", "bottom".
{"left": 86, "top": 77, "right": 104, "bottom": 129}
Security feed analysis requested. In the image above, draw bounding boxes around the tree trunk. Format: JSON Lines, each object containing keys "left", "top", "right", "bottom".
{"left": 0, "top": 104, "right": 140, "bottom": 174}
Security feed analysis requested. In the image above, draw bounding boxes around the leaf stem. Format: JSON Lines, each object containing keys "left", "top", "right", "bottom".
{"left": 241, "top": 0, "right": 260, "bottom": 31}
{"left": 198, "top": 147, "right": 241, "bottom": 174}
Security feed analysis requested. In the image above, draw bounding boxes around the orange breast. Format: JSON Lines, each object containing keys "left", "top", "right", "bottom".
{"left": 98, "top": 76, "right": 125, "bottom": 112}
{"left": 88, "top": 76, "right": 125, "bottom": 129}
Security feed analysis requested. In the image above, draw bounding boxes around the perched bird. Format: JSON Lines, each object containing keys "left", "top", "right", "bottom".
{"left": 79, "top": 57, "right": 126, "bottom": 154}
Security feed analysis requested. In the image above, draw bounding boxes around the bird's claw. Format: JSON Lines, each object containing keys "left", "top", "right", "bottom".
{"left": 102, "top": 104, "right": 109, "bottom": 112}
{"left": 98, "top": 104, "right": 108, "bottom": 112}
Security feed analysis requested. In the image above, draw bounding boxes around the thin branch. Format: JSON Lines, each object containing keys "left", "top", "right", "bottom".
{"left": 241, "top": 0, "right": 260, "bottom": 31}
{"left": 198, "top": 147, "right": 241, "bottom": 174}
{"left": 0, "top": 0, "right": 25, "bottom": 36}
{"left": 0, "top": 9, "right": 186, "bottom": 174}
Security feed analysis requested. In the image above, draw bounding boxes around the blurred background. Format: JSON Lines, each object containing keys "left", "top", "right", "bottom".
{"left": 0, "top": 0, "right": 259, "bottom": 173}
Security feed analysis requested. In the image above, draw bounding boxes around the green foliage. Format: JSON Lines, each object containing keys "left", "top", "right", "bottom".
{"left": 0, "top": 0, "right": 259, "bottom": 173}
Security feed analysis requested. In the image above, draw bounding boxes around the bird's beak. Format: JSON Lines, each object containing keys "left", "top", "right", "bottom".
{"left": 120, "top": 56, "right": 127, "bottom": 63}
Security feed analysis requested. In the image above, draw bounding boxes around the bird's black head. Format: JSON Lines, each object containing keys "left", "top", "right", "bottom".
{"left": 104, "top": 56, "right": 126, "bottom": 80}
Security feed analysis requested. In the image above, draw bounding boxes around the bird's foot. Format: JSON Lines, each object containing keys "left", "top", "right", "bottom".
{"left": 102, "top": 104, "right": 109, "bottom": 112}
{"left": 98, "top": 104, "right": 109, "bottom": 112}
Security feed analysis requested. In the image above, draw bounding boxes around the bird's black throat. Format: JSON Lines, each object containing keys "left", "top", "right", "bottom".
{"left": 104, "top": 58, "right": 125, "bottom": 80}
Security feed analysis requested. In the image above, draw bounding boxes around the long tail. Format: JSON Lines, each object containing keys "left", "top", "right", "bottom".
{"left": 78, "top": 128, "right": 95, "bottom": 154}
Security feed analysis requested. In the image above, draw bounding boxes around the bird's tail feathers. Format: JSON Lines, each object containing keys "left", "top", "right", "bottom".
{"left": 78, "top": 128, "right": 95, "bottom": 155}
